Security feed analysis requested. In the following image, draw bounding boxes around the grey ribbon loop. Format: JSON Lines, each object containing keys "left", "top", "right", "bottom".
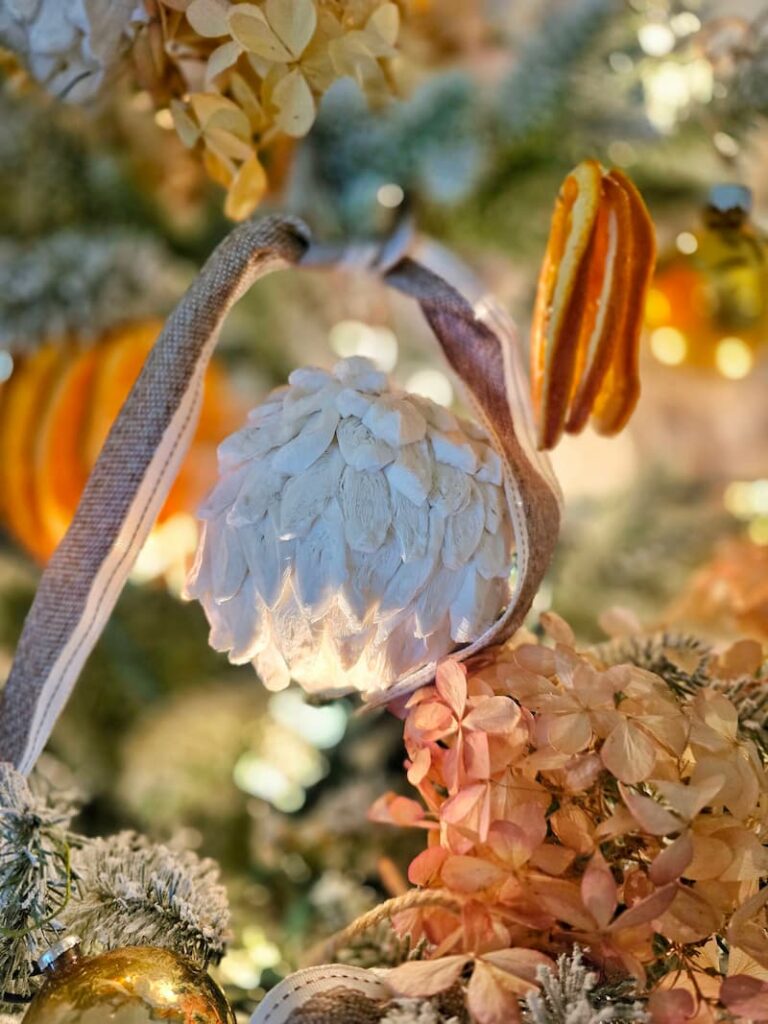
{"left": 0, "top": 214, "right": 559, "bottom": 773}
{"left": 0, "top": 217, "right": 309, "bottom": 772}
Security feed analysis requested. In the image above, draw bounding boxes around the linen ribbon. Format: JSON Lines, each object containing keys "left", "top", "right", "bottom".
{"left": 0, "top": 214, "right": 560, "bottom": 774}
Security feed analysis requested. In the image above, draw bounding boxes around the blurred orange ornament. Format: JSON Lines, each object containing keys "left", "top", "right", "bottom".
{"left": 531, "top": 159, "right": 656, "bottom": 450}
{"left": 667, "top": 536, "right": 768, "bottom": 643}
{"left": 646, "top": 185, "right": 768, "bottom": 378}
{"left": 0, "top": 321, "right": 242, "bottom": 571}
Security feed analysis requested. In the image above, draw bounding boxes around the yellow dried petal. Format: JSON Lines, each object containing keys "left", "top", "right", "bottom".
{"left": 364, "top": 2, "right": 400, "bottom": 52}
{"left": 230, "top": 71, "right": 268, "bottom": 129}
{"left": 224, "top": 154, "right": 268, "bottom": 221}
{"left": 265, "top": 0, "right": 317, "bottom": 58}
{"left": 203, "top": 146, "right": 236, "bottom": 188}
{"left": 206, "top": 40, "right": 242, "bottom": 84}
{"left": 205, "top": 126, "right": 255, "bottom": 162}
{"left": 170, "top": 99, "right": 200, "bottom": 148}
{"left": 186, "top": 0, "right": 230, "bottom": 37}
{"left": 190, "top": 92, "right": 244, "bottom": 129}
{"left": 229, "top": 4, "right": 293, "bottom": 62}
{"left": 272, "top": 68, "right": 315, "bottom": 137}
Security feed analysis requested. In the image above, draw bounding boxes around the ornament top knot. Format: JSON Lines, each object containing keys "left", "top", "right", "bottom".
{"left": 186, "top": 356, "right": 515, "bottom": 697}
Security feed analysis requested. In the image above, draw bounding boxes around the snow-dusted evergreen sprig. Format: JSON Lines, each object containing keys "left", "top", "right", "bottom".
{"left": 381, "top": 1000, "right": 462, "bottom": 1024}
{"left": 336, "top": 919, "right": 427, "bottom": 970}
{"left": 523, "top": 948, "right": 648, "bottom": 1024}
{"left": 63, "top": 832, "right": 230, "bottom": 966}
{"left": 0, "top": 231, "right": 189, "bottom": 352}
{"left": 715, "top": 675, "right": 768, "bottom": 759}
{"left": 590, "top": 632, "right": 711, "bottom": 698}
{"left": 0, "top": 763, "right": 78, "bottom": 1003}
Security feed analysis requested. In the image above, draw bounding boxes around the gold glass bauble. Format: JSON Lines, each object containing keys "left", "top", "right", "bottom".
{"left": 645, "top": 184, "right": 768, "bottom": 376}
{"left": 24, "top": 945, "right": 235, "bottom": 1024}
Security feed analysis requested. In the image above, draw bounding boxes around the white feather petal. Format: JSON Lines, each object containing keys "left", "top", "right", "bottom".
{"left": 363, "top": 395, "right": 427, "bottom": 447}
{"left": 279, "top": 448, "right": 343, "bottom": 538}
{"left": 429, "top": 426, "right": 479, "bottom": 473}
{"left": 384, "top": 440, "right": 432, "bottom": 506}
{"left": 335, "top": 387, "right": 374, "bottom": 418}
{"left": 218, "top": 414, "right": 298, "bottom": 470}
{"left": 211, "top": 517, "right": 247, "bottom": 602}
{"left": 429, "top": 462, "right": 471, "bottom": 515}
{"left": 481, "top": 481, "right": 503, "bottom": 533}
{"left": 475, "top": 528, "right": 509, "bottom": 580}
{"left": 227, "top": 462, "right": 284, "bottom": 527}
{"left": 293, "top": 500, "right": 348, "bottom": 617}
{"left": 413, "top": 564, "right": 464, "bottom": 639}
{"left": 390, "top": 488, "right": 429, "bottom": 562}
{"left": 475, "top": 443, "right": 503, "bottom": 485}
{"left": 288, "top": 366, "right": 333, "bottom": 391}
{"left": 443, "top": 480, "right": 485, "bottom": 570}
{"left": 337, "top": 417, "right": 396, "bottom": 470}
{"left": 253, "top": 645, "right": 291, "bottom": 691}
{"left": 238, "top": 514, "right": 283, "bottom": 607}
{"left": 333, "top": 357, "right": 387, "bottom": 392}
{"left": 339, "top": 466, "right": 392, "bottom": 553}
{"left": 198, "top": 463, "right": 248, "bottom": 520}
{"left": 227, "top": 577, "right": 267, "bottom": 664}
{"left": 271, "top": 406, "right": 339, "bottom": 474}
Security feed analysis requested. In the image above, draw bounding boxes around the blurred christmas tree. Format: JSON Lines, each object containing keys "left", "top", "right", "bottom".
{"left": 1, "top": 0, "right": 768, "bottom": 1017}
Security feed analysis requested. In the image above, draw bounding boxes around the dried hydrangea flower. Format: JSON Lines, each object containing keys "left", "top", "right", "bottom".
{"left": 0, "top": 1, "right": 143, "bottom": 103}
{"left": 186, "top": 356, "right": 514, "bottom": 697}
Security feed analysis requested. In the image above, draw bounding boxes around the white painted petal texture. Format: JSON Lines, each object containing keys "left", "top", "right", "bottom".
{"left": 186, "top": 357, "right": 515, "bottom": 697}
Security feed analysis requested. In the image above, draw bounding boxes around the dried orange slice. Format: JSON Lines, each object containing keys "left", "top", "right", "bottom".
{"left": 0, "top": 344, "right": 64, "bottom": 559}
{"left": 531, "top": 162, "right": 656, "bottom": 449}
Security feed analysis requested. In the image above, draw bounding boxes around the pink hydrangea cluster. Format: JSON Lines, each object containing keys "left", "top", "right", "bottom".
{"left": 371, "top": 614, "right": 768, "bottom": 1023}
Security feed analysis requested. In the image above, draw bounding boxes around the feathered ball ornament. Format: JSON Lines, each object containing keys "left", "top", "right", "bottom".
{"left": 185, "top": 356, "right": 515, "bottom": 698}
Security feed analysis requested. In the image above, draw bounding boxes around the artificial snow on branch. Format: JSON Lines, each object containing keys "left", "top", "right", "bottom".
{"left": 0, "top": 231, "right": 188, "bottom": 352}
{"left": 0, "top": 764, "right": 77, "bottom": 1002}
{"left": 523, "top": 948, "right": 648, "bottom": 1024}
{"left": 63, "top": 831, "right": 231, "bottom": 966}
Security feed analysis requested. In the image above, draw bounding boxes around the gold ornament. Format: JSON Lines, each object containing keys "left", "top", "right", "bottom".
{"left": 646, "top": 184, "right": 768, "bottom": 378}
{"left": 24, "top": 940, "right": 235, "bottom": 1024}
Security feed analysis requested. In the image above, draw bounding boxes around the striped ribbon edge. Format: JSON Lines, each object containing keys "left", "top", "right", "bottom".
{"left": 0, "top": 216, "right": 310, "bottom": 773}
{"left": 364, "top": 257, "right": 561, "bottom": 707}
{"left": 248, "top": 965, "right": 392, "bottom": 1024}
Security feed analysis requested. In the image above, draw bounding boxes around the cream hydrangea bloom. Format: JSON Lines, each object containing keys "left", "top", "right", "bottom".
{"left": 186, "top": 357, "right": 515, "bottom": 697}
{"left": 0, "top": 0, "right": 142, "bottom": 102}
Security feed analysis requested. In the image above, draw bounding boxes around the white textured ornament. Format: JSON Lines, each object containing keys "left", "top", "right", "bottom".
{"left": 186, "top": 357, "right": 515, "bottom": 697}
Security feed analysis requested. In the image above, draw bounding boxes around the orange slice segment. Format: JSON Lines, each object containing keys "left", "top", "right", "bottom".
{"left": 590, "top": 169, "right": 656, "bottom": 436}
{"left": 564, "top": 174, "right": 632, "bottom": 435}
{"left": 0, "top": 345, "right": 65, "bottom": 560}
{"left": 531, "top": 159, "right": 603, "bottom": 450}
{"left": 531, "top": 161, "right": 656, "bottom": 449}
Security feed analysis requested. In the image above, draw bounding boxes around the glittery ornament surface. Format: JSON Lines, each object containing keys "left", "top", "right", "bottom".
{"left": 23, "top": 946, "right": 235, "bottom": 1024}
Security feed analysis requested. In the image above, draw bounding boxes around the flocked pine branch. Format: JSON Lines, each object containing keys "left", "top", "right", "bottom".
{"left": 0, "top": 763, "right": 77, "bottom": 1003}
{"left": 590, "top": 632, "right": 711, "bottom": 698}
{"left": 63, "top": 832, "right": 230, "bottom": 966}
{"left": 523, "top": 948, "right": 648, "bottom": 1024}
{"left": 714, "top": 675, "right": 768, "bottom": 759}
{"left": 0, "top": 230, "right": 188, "bottom": 352}
{"left": 381, "top": 999, "right": 462, "bottom": 1024}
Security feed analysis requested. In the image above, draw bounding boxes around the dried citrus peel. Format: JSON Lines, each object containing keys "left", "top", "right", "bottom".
{"left": 531, "top": 161, "right": 656, "bottom": 450}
